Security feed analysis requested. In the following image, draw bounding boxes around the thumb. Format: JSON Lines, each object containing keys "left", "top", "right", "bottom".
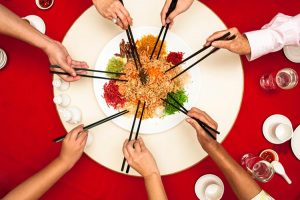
{"left": 60, "top": 60, "right": 76, "bottom": 77}
{"left": 186, "top": 118, "right": 201, "bottom": 132}
{"left": 166, "top": 9, "right": 179, "bottom": 24}
{"left": 211, "top": 40, "right": 231, "bottom": 50}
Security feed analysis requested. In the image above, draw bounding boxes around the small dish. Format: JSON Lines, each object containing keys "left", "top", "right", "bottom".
{"left": 291, "top": 125, "right": 300, "bottom": 160}
{"left": 259, "top": 149, "right": 279, "bottom": 163}
{"left": 194, "top": 174, "right": 224, "bottom": 200}
{"left": 262, "top": 114, "right": 293, "bottom": 144}
{"left": 35, "top": 0, "right": 54, "bottom": 10}
{"left": 0, "top": 48, "right": 7, "bottom": 69}
{"left": 22, "top": 15, "right": 46, "bottom": 34}
{"left": 283, "top": 45, "right": 300, "bottom": 63}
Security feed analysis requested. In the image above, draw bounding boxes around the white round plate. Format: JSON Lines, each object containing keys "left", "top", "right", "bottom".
{"left": 291, "top": 125, "right": 300, "bottom": 160}
{"left": 23, "top": 15, "right": 46, "bottom": 34}
{"left": 262, "top": 114, "right": 293, "bottom": 144}
{"left": 283, "top": 45, "right": 300, "bottom": 63}
{"left": 194, "top": 174, "right": 224, "bottom": 200}
{"left": 58, "top": 1, "right": 244, "bottom": 175}
{"left": 93, "top": 26, "right": 200, "bottom": 134}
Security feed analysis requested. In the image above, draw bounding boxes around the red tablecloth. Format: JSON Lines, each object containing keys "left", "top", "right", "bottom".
{"left": 0, "top": 0, "right": 299, "bottom": 199}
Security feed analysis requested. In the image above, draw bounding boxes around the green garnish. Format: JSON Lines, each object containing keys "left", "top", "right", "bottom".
{"left": 106, "top": 57, "right": 124, "bottom": 78}
{"left": 164, "top": 89, "right": 188, "bottom": 115}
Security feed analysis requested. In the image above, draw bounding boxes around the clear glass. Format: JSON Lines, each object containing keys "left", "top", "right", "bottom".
{"left": 260, "top": 68, "right": 298, "bottom": 90}
{"left": 241, "top": 154, "right": 274, "bottom": 182}
{"left": 276, "top": 68, "right": 298, "bottom": 89}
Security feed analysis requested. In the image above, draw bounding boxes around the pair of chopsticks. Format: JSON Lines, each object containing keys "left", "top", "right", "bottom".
{"left": 121, "top": 100, "right": 146, "bottom": 173}
{"left": 53, "top": 110, "right": 129, "bottom": 143}
{"left": 119, "top": 0, "right": 148, "bottom": 84}
{"left": 164, "top": 32, "right": 236, "bottom": 80}
{"left": 50, "top": 65, "right": 128, "bottom": 82}
{"left": 150, "top": 0, "right": 178, "bottom": 60}
{"left": 161, "top": 94, "right": 219, "bottom": 140}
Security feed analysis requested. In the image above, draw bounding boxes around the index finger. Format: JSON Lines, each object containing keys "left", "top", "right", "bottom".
{"left": 161, "top": 0, "right": 171, "bottom": 26}
{"left": 70, "top": 124, "right": 84, "bottom": 141}
{"left": 206, "top": 29, "right": 229, "bottom": 43}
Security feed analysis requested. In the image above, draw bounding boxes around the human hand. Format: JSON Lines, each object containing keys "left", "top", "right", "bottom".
{"left": 122, "top": 137, "right": 159, "bottom": 177}
{"left": 186, "top": 107, "right": 218, "bottom": 150}
{"left": 206, "top": 27, "right": 251, "bottom": 56}
{"left": 45, "top": 40, "right": 89, "bottom": 82}
{"left": 161, "top": 0, "right": 194, "bottom": 27}
{"left": 93, "top": 0, "right": 132, "bottom": 29}
{"left": 58, "top": 125, "right": 88, "bottom": 170}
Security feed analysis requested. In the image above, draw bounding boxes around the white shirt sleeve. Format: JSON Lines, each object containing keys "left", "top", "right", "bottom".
{"left": 244, "top": 13, "right": 300, "bottom": 61}
{"left": 251, "top": 190, "right": 274, "bottom": 200}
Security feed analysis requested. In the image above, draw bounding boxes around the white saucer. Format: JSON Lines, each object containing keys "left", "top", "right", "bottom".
{"left": 22, "top": 15, "right": 46, "bottom": 34}
{"left": 262, "top": 114, "right": 293, "bottom": 144}
{"left": 291, "top": 125, "right": 300, "bottom": 160}
{"left": 194, "top": 174, "right": 224, "bottom": 200}
{"left": 283, "top": 45, "right": 300, "bottom": 63}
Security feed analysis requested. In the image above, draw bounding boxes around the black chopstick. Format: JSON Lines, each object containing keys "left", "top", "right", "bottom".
{"left": 167, "top": 94, "right": 220, "bottom": 135}
{"left": 161, "top": 97, "right": 218, "bottom": 140}
{"left": 165, "top": 32, "right": 231, "bottom": 73}
{"left": 170, "top": 35, "right": 236, "bottom": 81}
{"left": 50, "top": 65, "right": 125, "bottom": 75}
{"left": 53, "top": 110, "right": 129, "bottom": 143}
{"left": 126, "top": 102, "right": 146, "bottom": 173}
{"left": 121, "top": 101, "right": 141, "bottom": 172}
{"left": 150, "top": 0, "right": 178, "bottom": 60}
{"left": 50, "top": 71, "right": 128, "bottom": 82}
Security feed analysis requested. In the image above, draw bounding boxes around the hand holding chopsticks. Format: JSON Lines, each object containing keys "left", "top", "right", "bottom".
{"left": 165, "top": 32, "right": 236, "bottom": 80}
{"left": 53, "top": 110, "right": 129, "bottom": 143}
{"left": 121, "top": 101, "right": 147, "bottom": 173}
{"left": 50, "top": 65, "right": 128, "bottom": 82}
{"left": 162, "top": 94, "right": 220, "bottom": 140}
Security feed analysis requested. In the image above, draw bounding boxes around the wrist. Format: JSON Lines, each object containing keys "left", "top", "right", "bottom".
{"left": 202, "top": 140, "right": 219, "bottom": 153}
{"left": 56, "top": 155, "right": 75, "bottom": 171}
{"left": 143, "top": 171, "right": 161, "bottom": 181}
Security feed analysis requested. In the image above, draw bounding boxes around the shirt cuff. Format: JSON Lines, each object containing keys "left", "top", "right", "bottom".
{"left": 251, "top": 190, "right": 274, "bottom": 200}
{"left": 244, "top": 29, "right": 277, "bottom": 61}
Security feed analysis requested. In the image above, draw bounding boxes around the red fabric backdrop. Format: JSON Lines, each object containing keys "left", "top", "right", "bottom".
{"left": 0, "top": 0, "right": 299, "bottom": 199}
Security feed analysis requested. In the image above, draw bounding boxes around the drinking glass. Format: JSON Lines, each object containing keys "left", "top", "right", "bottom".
{"left": 260, "top": 68, "right": 298, "bottom": 90}
{"left": 241, "top": 153, "right": 274, "bottom": 182}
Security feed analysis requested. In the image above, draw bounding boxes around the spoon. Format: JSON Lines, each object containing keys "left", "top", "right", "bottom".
{"left": 271, "top": 161, "right": 292, "bottom": 184}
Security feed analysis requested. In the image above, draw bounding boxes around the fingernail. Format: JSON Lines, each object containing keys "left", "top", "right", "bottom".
{"left": 72, "top": 73, "right": 76, "bottom": 76}
{"left": 166, "top": 18, "right": 170, "bottom": 24}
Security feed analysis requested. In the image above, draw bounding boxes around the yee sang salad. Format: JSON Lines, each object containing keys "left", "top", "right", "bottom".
{"left": 103, "top": 35, "right": 189, "bottom": 119}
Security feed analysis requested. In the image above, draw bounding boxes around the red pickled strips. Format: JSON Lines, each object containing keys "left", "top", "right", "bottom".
{"left": 167, "top": 52, "right": 184, "bottom": 65}
{"left": 103, "top": 81, "right": 126, "bottom": 109}
{"left": 39, "top": 0, "right": 52, "bottom": 8}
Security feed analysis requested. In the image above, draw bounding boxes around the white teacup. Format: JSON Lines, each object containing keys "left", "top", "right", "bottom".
{"left": 204, "top": 183, "right": 222, "bottom": 200}
{"left": 275, "top": 123, "right": 293, "bottom": 142}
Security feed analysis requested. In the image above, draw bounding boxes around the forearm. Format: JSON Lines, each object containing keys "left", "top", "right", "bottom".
{"left": 144, "top": 173, "right": 168, "bottom": 200}
{"left": 3, "top": 157, "right": 70, "bottom": 200}
{"left": 0, "top": 4, "right": 52, "bottom": 51}
{"left": 204, "top": 143, "right": 261, "bottom": 200}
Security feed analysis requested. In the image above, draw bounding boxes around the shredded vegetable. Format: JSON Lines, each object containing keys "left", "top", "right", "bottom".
{"left": 103, "top": 81, "right": 126, "bottom": 109}
{"left": 106, "top": 57, "right": 124, "bottom": 78}
{"left": 164, "top": 90, "right": 188, "bottom": 115}
{"left": 167, "top": 52, "right": 184, "bottom": 65}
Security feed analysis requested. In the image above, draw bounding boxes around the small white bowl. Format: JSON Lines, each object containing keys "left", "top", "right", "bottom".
{"left": 0, "top": 48, "right": 7, "bottom": 70}
{"left": 35, "top": 0, "right": 54, "bottom": 10}
{"left": 262, "top": 114, "right": 293, "bottom": 144}
{"left": 283, "top": 45, "right": 300, "bottom": 63}
{"left": 195, "top": 174, "right": 224, "bottom": 200}
{"left": 23, "top": 15, "right": 46, "bottom": 34}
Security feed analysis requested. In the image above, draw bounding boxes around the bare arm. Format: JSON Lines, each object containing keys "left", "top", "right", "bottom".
{"left": 187, "top": 108, "right": 261, "bottom": 200}
{"left": 123, "top": 138, "right": 167, "bottom": 200}
{"left": 0, "top": 4, "right": 89, "bottom": 81}
{"left": 3, "top": 125, "right": 88, "bottom": 200}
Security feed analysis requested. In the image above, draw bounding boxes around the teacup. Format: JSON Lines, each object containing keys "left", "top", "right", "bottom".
{"left": 274, "top": 123, "right": 293, "bottom": 142}
{"left": 204, "top": 183, "right": 222, "bottom": 200}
